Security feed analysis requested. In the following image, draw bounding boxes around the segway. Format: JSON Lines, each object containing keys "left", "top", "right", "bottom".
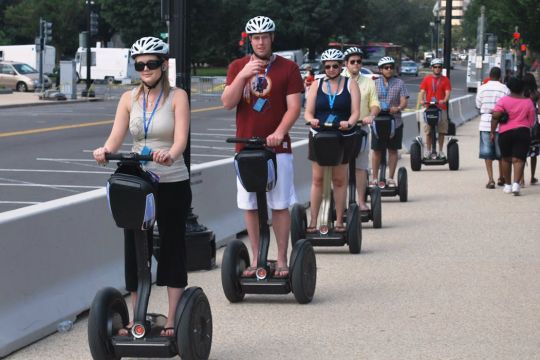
{"left": 410, "top": 101, "right": 459, "bottom": 171}
{"left": 370, "top": 111, "right": 408, "bottom": 202}
{"left": 290, "top": 122, "right": 364, "bottom": 252}
{"left": 88, "top": 153, "right": 212, "bottom": 360}
{"left": 221, "top": 138, "right": 317, "bottom": 304}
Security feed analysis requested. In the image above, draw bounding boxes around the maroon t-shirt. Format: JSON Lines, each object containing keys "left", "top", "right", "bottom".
{"left": 226, "top": 55, "right": 304, "bottom": 153}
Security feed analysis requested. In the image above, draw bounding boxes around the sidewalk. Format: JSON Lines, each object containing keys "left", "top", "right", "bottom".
{"left": 0, "top": 91, "right": 102, "bottom": 109}
{"left": 5, "top": 117, "right": 540, "bottom": 360}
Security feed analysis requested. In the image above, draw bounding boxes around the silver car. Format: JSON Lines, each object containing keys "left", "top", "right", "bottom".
{"left": 400, "top": 61, "right": 419, "bottom": 76}
{"left": 0, "top": 61, "right": 51, "bottom": 92}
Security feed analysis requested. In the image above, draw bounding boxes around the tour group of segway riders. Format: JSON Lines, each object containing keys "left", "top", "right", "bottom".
{"left": 89, "top": 15, "right": 457, "bottom": 360}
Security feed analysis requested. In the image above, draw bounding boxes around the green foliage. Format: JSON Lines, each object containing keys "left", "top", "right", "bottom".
{"left": 463, "top": 0, "right": 540, "bottom": 52}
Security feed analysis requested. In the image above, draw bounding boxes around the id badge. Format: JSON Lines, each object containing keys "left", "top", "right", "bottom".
{"left": 253, "top": 98, "right": 267, "bottom": 112}
{"left": 140, "top": 145, "right": 152, "bottom": 164}
{"left": 325, "top": 113, "right": 337, "bottom": 124}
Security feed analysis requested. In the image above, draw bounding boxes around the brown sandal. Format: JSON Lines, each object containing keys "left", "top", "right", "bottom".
{"left": 334, "top": 225, "right": 347, "bottom": 233}
{"left": 486, "top": 180, "right": 495, "bottom": 189}
{"left": 242, "top": 266, "right": 257, "bottom": 277}
{"left": 306, "top": 226, "right": 318, "bottom": 234}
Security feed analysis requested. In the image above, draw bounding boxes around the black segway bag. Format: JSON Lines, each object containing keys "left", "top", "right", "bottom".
{"left": 312, "top": 130, "right": 344, "bottom": 166}
{"left": 234, "top": 148, "right": 277, "bottom": 193}
{"left": 107, "top": 163, "right": 158, "bottom": 230}
{"left": 372, "top": 112, "right": 395, "bottom": 141}
{"left": 424, "top": 106, "right": 440, "bottom": 128}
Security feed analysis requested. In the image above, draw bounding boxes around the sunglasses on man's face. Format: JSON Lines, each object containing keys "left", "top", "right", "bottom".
{"left": 432, "top": 65, "right": 443, "bottom": 69}
{"left": 382, "top": 65, "right": 394, "bottom": 70}
{"left": 325, "top": 64, "right": 340, "bottom": 70}
{"left": 349, "top": 59, "right": 362, "bottom": 65}
{"left": 134, "top": 59, "right": 164, "bottom": 72}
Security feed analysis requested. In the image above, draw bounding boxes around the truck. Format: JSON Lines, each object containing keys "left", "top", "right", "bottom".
{"left": 0, "top": 44, "right": 56, "bottom": 74}
{"left": 75, "top": 46, "right": 139, "bottom": 82}
{"left": 466, "top": 48, "right": 514, "bottom": 92}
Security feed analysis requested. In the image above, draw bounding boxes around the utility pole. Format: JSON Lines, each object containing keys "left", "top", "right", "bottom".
{"left": 168, "top": 0, "right": 210, "bottom": 236}
{"left": 477, "top": 6, "right": 486, "bottom": 84}
{"left": 435, "top": 0, "right": 441, "bottom": 58}
{"left": 443, "top": 0, "right": 452, "bottom": 78}
{"left": 85, "top": 1, "right": 94, "bottom": 96}
{"left": 39, "top": 18, "right": 44, "bottom": 93}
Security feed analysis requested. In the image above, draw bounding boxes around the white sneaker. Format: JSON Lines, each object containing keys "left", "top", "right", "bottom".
{"left": 424, "top": 151, "right": 431, "bottom": 159}
{"left": 512, "top": 182, "right": 520, "bottom": 196}
{"left": 438, "top": 151, "right": 446, "bottom": 159}
{"left": 503, "top": 184, "right": 512, "bottom": 194}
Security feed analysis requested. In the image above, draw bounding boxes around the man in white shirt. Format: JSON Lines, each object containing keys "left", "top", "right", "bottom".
{"left": 475, "top": 67, "right": 510, "bottom": 188}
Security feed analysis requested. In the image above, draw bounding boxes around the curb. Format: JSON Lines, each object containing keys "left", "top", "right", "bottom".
{"left": 0, "top": 97, "right": 104, "bottom": 109}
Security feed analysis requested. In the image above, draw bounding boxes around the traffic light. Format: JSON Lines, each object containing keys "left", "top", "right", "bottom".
{"left": 41, "top": 20, "right": 52, "bottom": 44}
{"left": 521, "top": 44, "right": 527, "bottom": 52}
{"left": 90, "top": 11, "right": 99, "bottom": 36}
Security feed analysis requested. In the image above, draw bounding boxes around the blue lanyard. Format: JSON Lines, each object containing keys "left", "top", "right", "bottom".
{"left": 142, "top": 89, "right": 163, "bottom": 140}
{"left": 380, "top": 78, "right": 391, "bottom": 101}
{"left": 431, "top": 76, "right": 441, "bottom": 94}
{"left": 255, "top": 56, "right": 274, "bottom": 93}
{"left": 326, "top": 77, "right": 342, "bottom": 110}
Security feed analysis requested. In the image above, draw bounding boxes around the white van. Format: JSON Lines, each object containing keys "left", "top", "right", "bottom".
{"left": 75, "top": 47, "right": 139, "bottom": 82}
{"left": 0, "top": 44, "right": 56, "bottom": 74}
{"left": 274, "top": 49, "right": 304, "bottom": 67}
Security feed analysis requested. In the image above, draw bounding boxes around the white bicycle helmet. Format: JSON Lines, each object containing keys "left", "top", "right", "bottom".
{"left": 430, "top": 58, "right": 444, "bottom": 66}
{"left": 245, "top": 16, "right": 276, "bottom": 34}
{"left": 344, "top": 47, "right": 364, "bottom": 59}
{"left": 130, "top": 37, "right": 169, "bottom": 59}
{"left": 321, "top": 49, "right": 344, "bottom": 62}
{"left": 378, "top": 56, "right": 395, "bottom": 67}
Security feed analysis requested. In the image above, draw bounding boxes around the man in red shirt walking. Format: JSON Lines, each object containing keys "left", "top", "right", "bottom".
{"left": 417, "top": 58, "right": 452, "bottom": 158}
{"left": 221, "top": 16, "right": 303, "bottom": 278}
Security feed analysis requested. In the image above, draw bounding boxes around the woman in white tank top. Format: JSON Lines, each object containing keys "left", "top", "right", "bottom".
{"left": 93, "top": 36, "right": 191, "bottom": 337}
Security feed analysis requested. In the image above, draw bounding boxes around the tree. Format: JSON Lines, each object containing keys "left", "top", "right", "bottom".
{"left": 3, "top": 0, "right": 84, "bottom": 61}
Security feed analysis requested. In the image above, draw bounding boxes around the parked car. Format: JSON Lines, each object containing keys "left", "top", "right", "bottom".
{"left": 360, "top": 67, "right": 380, "bottom": 80}
{"left": 0, "top": 61, "right": 51, "bottom": 92}
{"left": 400, "top": 61, "right": 419, "bottom": 76}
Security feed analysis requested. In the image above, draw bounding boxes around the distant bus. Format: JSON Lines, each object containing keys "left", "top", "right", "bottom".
{"left": 328, "top": 42, "right": 402, "bottom": 75}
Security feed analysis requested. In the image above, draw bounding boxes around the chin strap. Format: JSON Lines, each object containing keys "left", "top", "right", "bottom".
{"left": 142, "top": 70, "right": 164, "bottom": 90}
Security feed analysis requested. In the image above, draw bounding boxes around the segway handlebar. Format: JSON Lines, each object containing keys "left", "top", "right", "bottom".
{"left": 226, "top": 137, "right": 266, "bottom": 146}
{"left": 304, "top": 121, "right": 353, "bottom": 130}
{"left": 105, "top": 152, "right": 154, "bottom": 162}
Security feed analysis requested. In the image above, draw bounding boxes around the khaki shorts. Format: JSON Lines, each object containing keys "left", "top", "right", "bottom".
{"left": 423, "top": 109, "right": 449, "bottom": 134}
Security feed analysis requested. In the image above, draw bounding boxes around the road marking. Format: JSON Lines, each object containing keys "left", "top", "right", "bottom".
{"left": 0, "top": 105, "right": 224, "bottom": 138}
{"left": 191, "top": 153, "right": 231, "bottom": 158}
{"left": 0, "top": 168, "right": 111, "bottom": 174}
{"left": 0, "top": 183, "right": 101, "bottom": 189}
{"left": 0, "top": 201, "right": 40, "bottom": 205}
{"left": 37, "top": 158, "right": 97, "bottom": 162}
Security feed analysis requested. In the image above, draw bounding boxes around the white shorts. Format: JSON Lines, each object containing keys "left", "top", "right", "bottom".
{"left": 355, "top": 132, "right": 371, "bottom": 170}
{"left": 237, "top": 153, "right": 297, "bottom": 210}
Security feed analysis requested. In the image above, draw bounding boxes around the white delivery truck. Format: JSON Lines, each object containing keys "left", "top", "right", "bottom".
{"left": 0, "top": 44, "right": 56, "bottom": 74}
{"left": 75, "top": 46, "right": 139, "bottom": 82}
{"left": 466, "top": 48, "right": 514, "bottom": 92}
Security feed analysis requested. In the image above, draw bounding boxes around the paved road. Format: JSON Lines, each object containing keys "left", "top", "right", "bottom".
{"left": 0, "top": 67, "right": 468, "bottom": 213}
{"left": 5, "top": 116, "right": 540, "bottom": 360}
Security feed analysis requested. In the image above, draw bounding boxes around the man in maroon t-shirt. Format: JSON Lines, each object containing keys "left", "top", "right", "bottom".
{"left": 418, "top": 58, "right": 452, "bottom": 158}
{"left": 221, "top": 16, "right": 303, "bottom": 278}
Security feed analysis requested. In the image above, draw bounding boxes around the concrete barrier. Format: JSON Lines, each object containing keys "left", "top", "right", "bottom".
{"left": 0, "top": 95, "right": 477, "bottom": 357}
{"left": 0, "top": 140, "right": 311, "bottom": 358}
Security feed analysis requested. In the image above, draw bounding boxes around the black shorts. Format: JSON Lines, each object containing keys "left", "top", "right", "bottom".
{"left": 371, "top": 124, "right": 403, "bottom": 151}
{"left": 498, "top": 127, "right": 531, "bottom": 161}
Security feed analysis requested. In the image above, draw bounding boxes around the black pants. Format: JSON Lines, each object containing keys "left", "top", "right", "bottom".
{"left": 499, "top": 127, "right": 531, "bottom": 161}
{"left": 124, "top": 180, "right": 192, "bottom": 291}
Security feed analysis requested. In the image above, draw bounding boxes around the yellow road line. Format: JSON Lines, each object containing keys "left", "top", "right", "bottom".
{"left": 0, "top": 105, "right": 225, "bottom": 138}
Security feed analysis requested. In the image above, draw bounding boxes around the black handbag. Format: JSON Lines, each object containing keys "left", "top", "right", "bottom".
{"left": 531, "top": 119, "right": 540, "bottom": 143}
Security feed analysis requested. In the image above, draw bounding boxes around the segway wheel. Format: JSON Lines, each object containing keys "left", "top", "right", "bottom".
{"left": 221, "top": 240, "right": 250, "bottom": 303}
{"left": 448, "top": 142, "right": 459, "bottom": 170}
{"left": 346, "top": 204, "right": 362, "bottom": 254}
{"left": 290, "top": 203, "right": 307, "bottom": 246}
{"left": 410, "top": 142, "right": 422, "bottom": 171}
{"left": 176, "top": 287, "right": 213, "bottom": 360}
{"left": 370, "top": 187, "right": 382, "bottom": 229}
{"left": 88, "top": 287, "right": 129, "bottom": 360}
{"left": 290, "top": 239, "right": 317, "bottom": 304}
{"left": 397, "top": 167, "right": 408, "bottom": 202}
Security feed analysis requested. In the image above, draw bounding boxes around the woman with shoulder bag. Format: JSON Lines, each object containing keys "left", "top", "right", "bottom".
{"left": 491, "top": 77, "right": 537, "bottom": 195}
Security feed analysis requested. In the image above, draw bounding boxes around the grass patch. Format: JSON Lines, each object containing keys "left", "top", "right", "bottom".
{"left": 192, "top": 67, "right": 227, "bottom": 76}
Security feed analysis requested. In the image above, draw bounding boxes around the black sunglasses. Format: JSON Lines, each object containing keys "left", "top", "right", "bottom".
{"left": 349, "top": 59, "right": 362, "bottom": 65}
{"left": 325, "top": 64, "right": 340, "bottom": 70}
{"left": 134, "top": 59, "right": 164, "bottom": 72}
{"left": 382, "top": 65, "right": 394, "bottom": 70}
{"left": 432, "top": 65, "right": 443, "bottom": 69}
